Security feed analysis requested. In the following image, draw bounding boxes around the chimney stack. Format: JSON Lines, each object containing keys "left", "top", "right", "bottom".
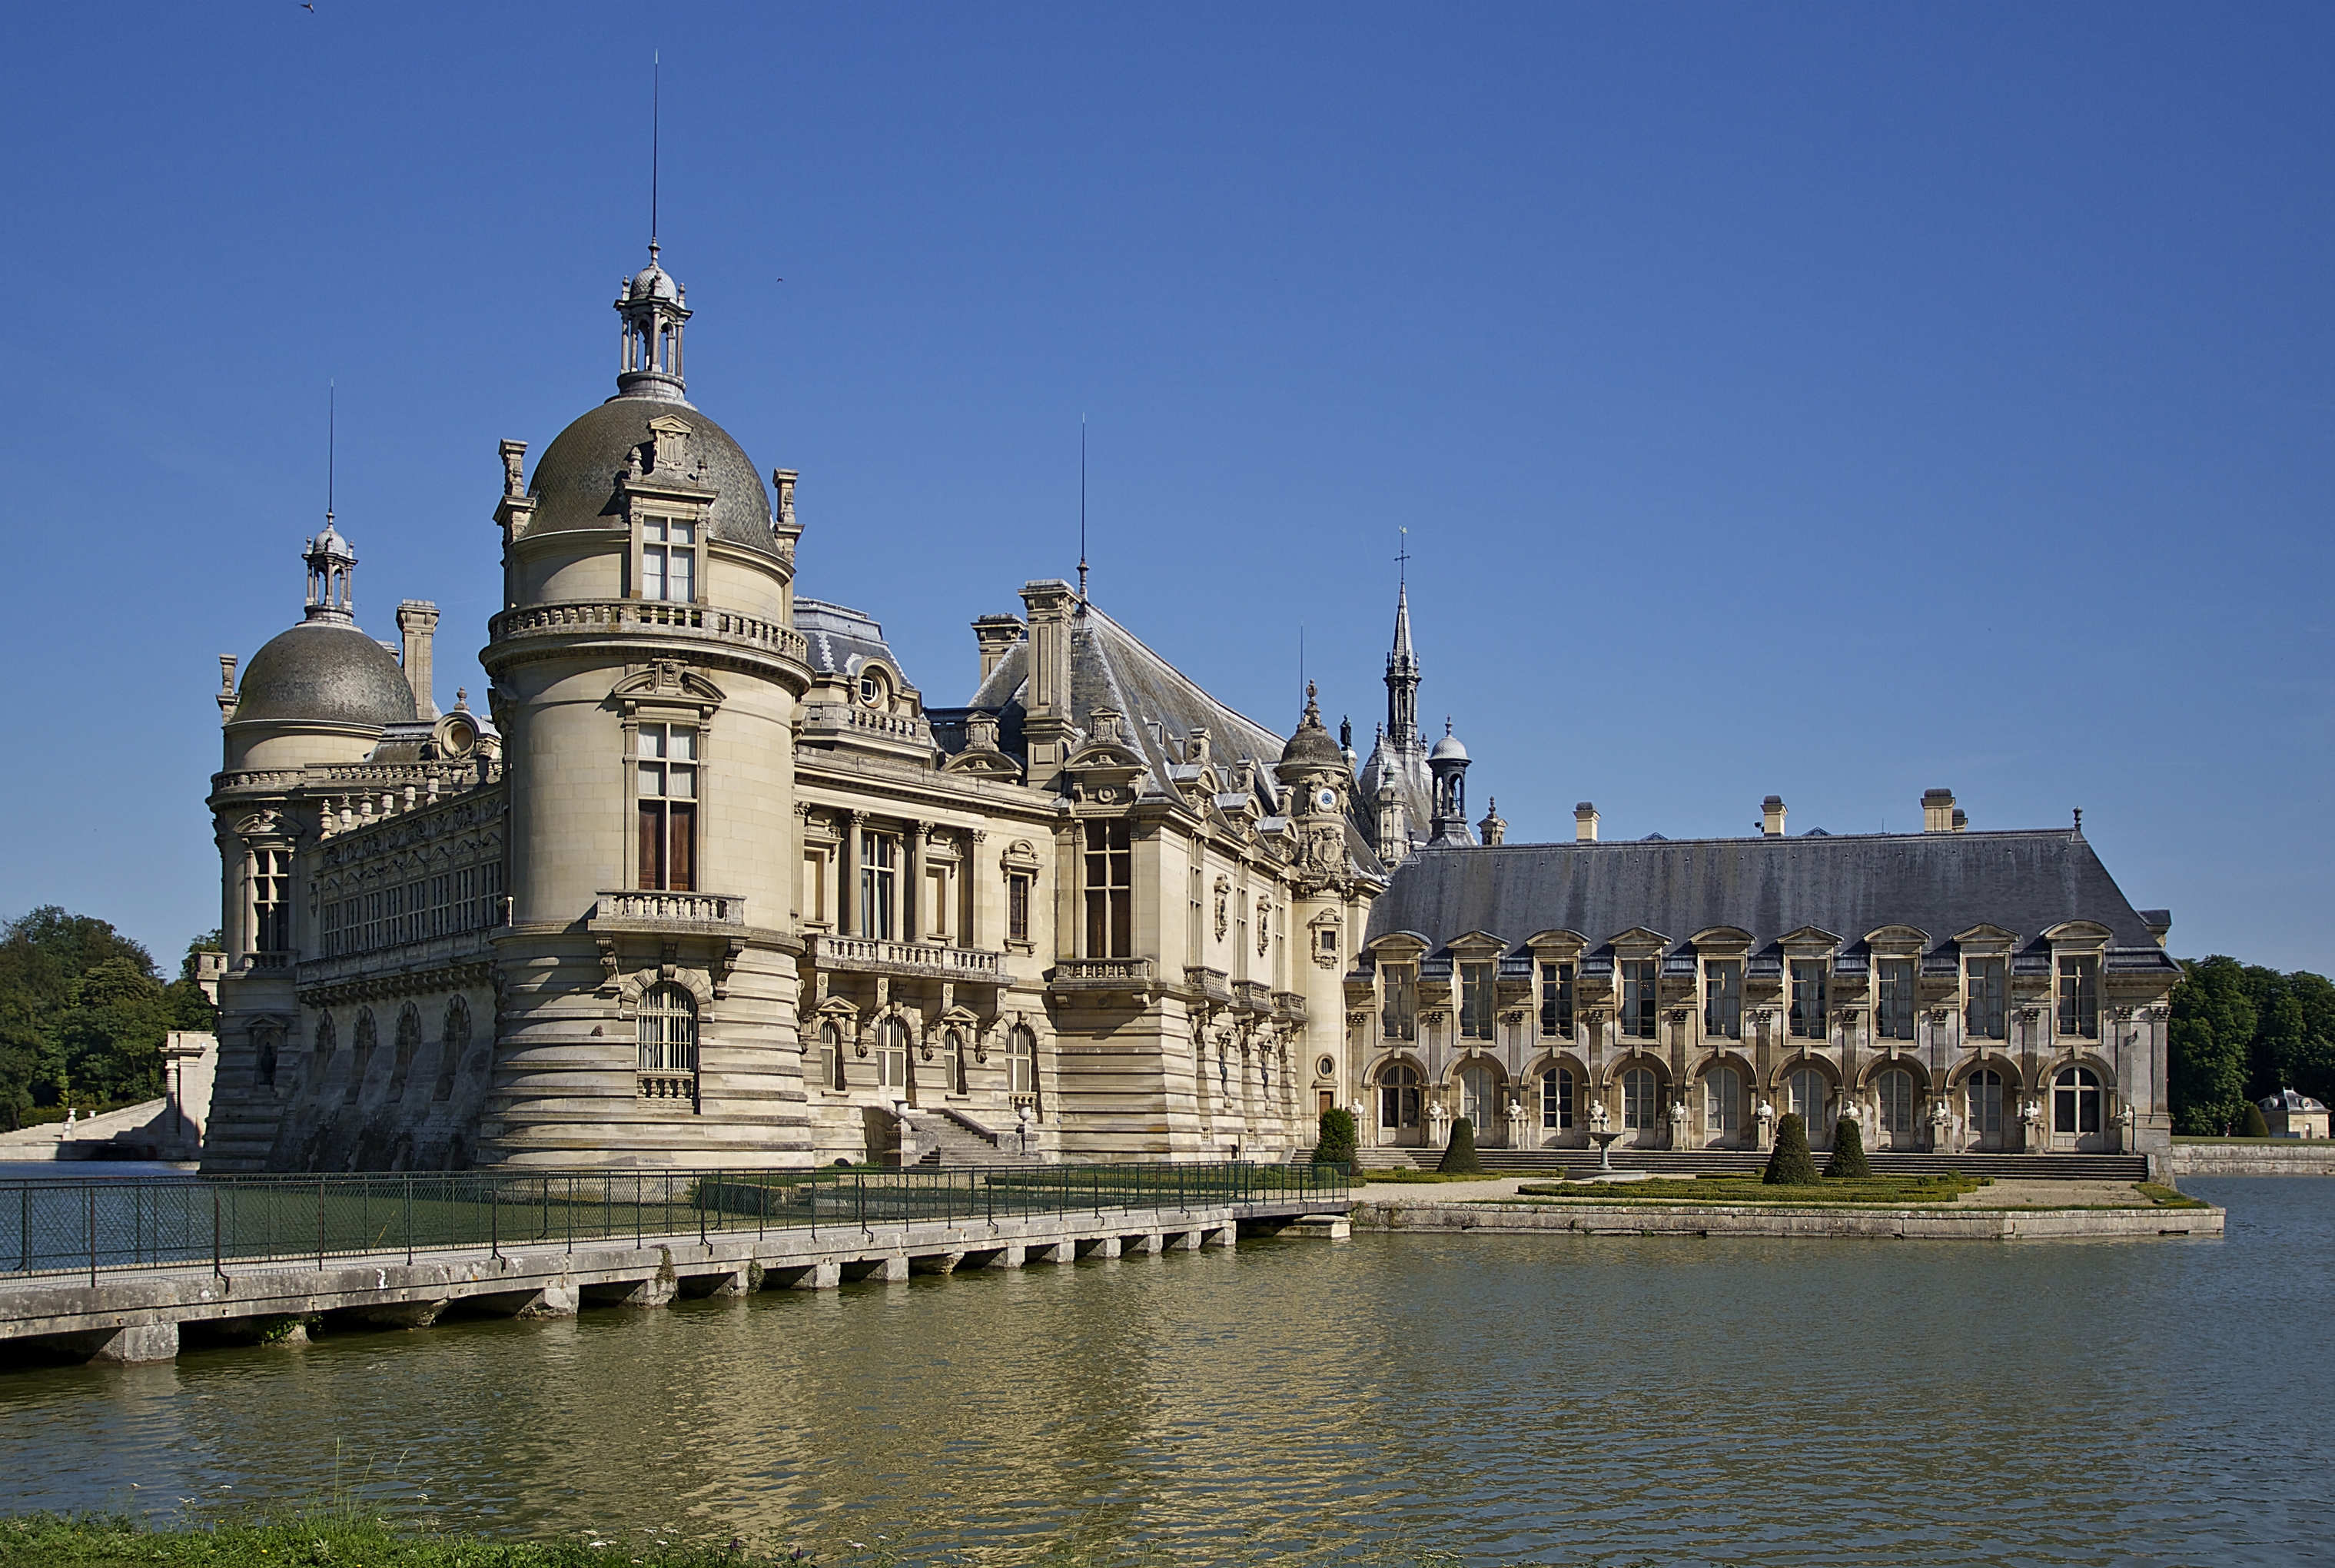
{"left": 972, "top": 613, "right": 1025, "bottom": 684}
{"left": 397, "top": 600, "right": 440, "bottom": 720}
{"left": 1762, "top": 796, "right": 1786, "bottom": 837}
{"left": 1575, "top": 802, "right": 1599, "bottom": 842}
{"left": 1922, "top": 788, "right": 1958, "bottom": 833}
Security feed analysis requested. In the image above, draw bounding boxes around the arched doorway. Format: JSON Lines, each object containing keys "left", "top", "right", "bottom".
{"left": 1376, "top": 1061, "right": 1423, "bottom": 1146}
{"left": 2053, "top": 1066, "right": 2107, "bottom": 1151}
{"left": 1875, "top": 1067, "right": 1918, "bottom": 1151}
{"left": 1457, "top": 1062, "right": 1502, "bottom": 1143}
{"left": 1539, "top": 1064, "right": 1576, "bottom": 1142}
{"left": 1964, "top": 1068, "right": 2007, "bottom": 1151}
{"left": 1620, "top": 1066, "right": 1661, "bottom": 1147}
{"left": 1703, "top": 1066, "right": 1743, "bottom": 1148}
{"left": 1787, "top": 1067, "right": 1833, "bottom": 1149}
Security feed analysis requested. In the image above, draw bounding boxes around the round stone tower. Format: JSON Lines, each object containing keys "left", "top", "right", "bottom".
{"left": 477, "top": 244, "right": 814, "bottom": 1168}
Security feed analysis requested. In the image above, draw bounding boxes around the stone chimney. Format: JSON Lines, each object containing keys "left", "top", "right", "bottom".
{"left": 1762, "top": 796, "right": 1786, "bottom": 837}
{"left": 1575, "top": 802, "right": 1599, "bottom": 842}
{"left": 1922, "top": 788, "right": 1958, "bottom": 833}
{"left": 397, "top": 600, "right": 440, "bottom": 720}
{"left": 972, "top": 613, "right": 1025, "bottom": 684}
{"left": 216, "top": 654, "right": 238, "bottom": 725}
{"left": 1017, "top": 580, "right": 1077, "bottom": 776}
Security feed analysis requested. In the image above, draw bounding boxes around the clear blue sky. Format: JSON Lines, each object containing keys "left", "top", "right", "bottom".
{"left": 3, "top": 4, "right": 2329, "bottom": 972}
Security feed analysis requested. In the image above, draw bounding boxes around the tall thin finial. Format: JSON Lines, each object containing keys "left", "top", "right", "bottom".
{"left": 326, "top": 380, "right": 336, "bottom": 523}
{"left": 1397, "top": 526, "right": 1409, "bottom": 586}
{"left": 650, "top": 52, "right": 661, "bottom": 258}
{"left": 1077, "top": 415, "right": 1089, "bottom": 610}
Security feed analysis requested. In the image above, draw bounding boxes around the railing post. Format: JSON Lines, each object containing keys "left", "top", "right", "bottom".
{"left": 490, "top": 1176, "right": 500, "bottom": 1261}
{"left": 317, "top": 1176, "right": 326, "bottom": 1271}
{"left": 405, "top": 1175, "right": 414, "bottom": 1266}
{"left": 214, "top": 1187, "right": 223, "bottom": 1278}
{"left": 87, "top": 1187, "right": 97, "bottom": 1286}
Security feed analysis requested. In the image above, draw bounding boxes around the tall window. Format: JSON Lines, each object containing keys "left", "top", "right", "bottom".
{"left": 1621, "top": 1068, "right": 1658, "bottom": 1130}
{"left": 2053, "top": 1066, "right": 2102, "bottom": 1134}
{"left": 1009, "top": 1024, "right": 1040, "bottom": 1118}
{"left": 875, "top": 1017, "right": 910, "bottom": 1093}
{"left": 1187, "top": 866, "right": 1204, "bottom": 965}
{"left": 861, "top": 831, "right": 898, "bottom": 938}
{"left": 252, "top": 1022, "right": 280, "bottom": 1090}
{"left": 2057, "top": 956, "right": 2100, "bottom": 1038}
{"left": 1789, "top": 960, "right": 1828, "bottom": 1038}
{"left": 925, "top": 867, "right": 952, "bottom": 942}
{"left": 818, "top": 1020, "right": 845, "bottom": 1090}
{"left": 1540, "top": 962, "right": 1574, "bottom": 1038}
{"left": 1966, "top": 1069, "right": 2005, "bottom": 1136}
{"left": 1460, "top": 962, "right": 1497, "bottom": 1041}
{"left": 1234, "top": 893, "right": 1249, "bottom": 980}
{"left": 637, "top": 982, "right": 698, "bottom": 1091}
{"left": 1540, "top": 1065, "right": 1573, "bottom": 1130}
{"left": 1083, "top": 820, "right": 1131, "bottom": 958}
{"left": 253, "top": 849, "right": 292, "bottom": 952}
{"left": 1008, "top": 872, "right": 1032, "bottom": 944}
{"left": 944, "top": 1028, "right": 968, "bottom": 1096}
{"left": 1703, "top": 959, "right": 1742, "bottom": 1038}
{"left": 1788, "top": 1068, "right": 1829, "bottom": 1135}
{"left": 1878, "top": 1068, "right": 1916, "bottom": 1134}
{"left": 433, "top": 997, "right": 467, "bottom": 1100}
{"left": 1621, "top": 959, "right": 1659, "bottom": 1039}
{"left": 1378, "top": 1061, "right": 1422, "bottom": 1130}
{"left": 1878, "top": 959, "right": 1916, "bottom": 1041}
{"left": 1459, "top": 1065, "right": 1496, "bottom": 1127}
{"left": 636, "top": 724, "right": 698, "bottom": 892}
{"left": 641, "top": 517, "right": 696, "bottom": 603}
{"left": 1967, "top": 958, "right": 2006, "bottom": 1040}
{"left": 1705, "top": 1067, "right": 1742, "bottom": 1136}
{"left": 1383, "top": 963, "right": 1417, "bottom": 1041}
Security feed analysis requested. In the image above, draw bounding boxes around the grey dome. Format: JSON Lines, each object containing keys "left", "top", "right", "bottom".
{"left": 625, "top": 261, "right": 682, "bottom": 304}
{"left": 234, "top": 622, "right": 416, "bottom": 728}
{"left": 1277, "top": 717, "right": 1343, "bottom": 778}
{"left": 526, "top": 395, "right": 777, "bottom": 556}
{"left": 1430, "top": 730, "right": 1469, "bottom": 762}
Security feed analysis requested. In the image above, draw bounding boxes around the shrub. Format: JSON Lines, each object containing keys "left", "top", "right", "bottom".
{"left": 1436, "top": 1116, "right": 1484, "bottom": 1174}
{"left": 1762, "top": 1112, "right": 1818, "bottom": 1184}
{"left": 2240, "top": 1101, "right": 2272, "bottom": 1138}
{"left": 1315, "top": 1106, "right": 1358, "bottom": 1167}
{"left": 1825, "top": 1115, "right": 1872, "bottom": 1178}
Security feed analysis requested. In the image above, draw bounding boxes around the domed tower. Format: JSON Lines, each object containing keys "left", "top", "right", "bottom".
{"left": 1427, "top": 720, "right": 1476, "bottom": 848}
{"left": 1277, "top": 683, "right": 1350, "bottom": 882}
{"left": 478, "top": 244, "right": 814, "bottom": 1169}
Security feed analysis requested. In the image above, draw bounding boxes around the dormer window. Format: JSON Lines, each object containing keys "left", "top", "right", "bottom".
{"left": 1459, "top": 962, "right": 1496, "bottom": 1041}
{"left": 1540, "top": 961, "right": 1575, "bottom": 1037}
{"left": 1789, "top": 960, "right": 1828, "bottom": 1038}
{"left": 858, "top": 669, "right": 889, "bottom": 708}
{"left": 1703, "top": 959, "right": 1742, "bottom": 1038}
{"left": 2057, "top": 956, "right": 2100, "bottom": 1038}
{"left": 1383, "top": 962, "right": 1417, "bottom": 1041}
{"left": 641, "top": 517, "right": 696, "bottom": 603}
{"left": 1877, "top": 958, "right": 1916, "bottom": 1041}
{"left": 1621, "top": 959, "right": 1659, "bottom": 1039}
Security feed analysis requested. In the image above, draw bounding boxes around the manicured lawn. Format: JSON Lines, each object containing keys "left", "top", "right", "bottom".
{"left": 0, "top": 1516, "right": 762, "bottom": 1567}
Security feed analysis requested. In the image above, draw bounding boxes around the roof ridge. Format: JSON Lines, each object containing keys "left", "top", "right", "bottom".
{"left": 1080, "top": 602, "right": 1284, "bottom": 752}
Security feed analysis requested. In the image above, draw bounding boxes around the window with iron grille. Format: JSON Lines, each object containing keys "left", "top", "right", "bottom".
{"left": 637, "top": 983, "right": 698, "bottom": 1075}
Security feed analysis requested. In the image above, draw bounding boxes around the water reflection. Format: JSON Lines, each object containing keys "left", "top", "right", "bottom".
{"left": 1, "top": 1178, "right": 2327, "bottom": 1565}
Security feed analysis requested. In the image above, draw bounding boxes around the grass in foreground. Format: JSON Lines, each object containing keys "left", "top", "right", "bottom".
{"left": 1358, "top": 1169, "right": 1509, "bottom": 1184}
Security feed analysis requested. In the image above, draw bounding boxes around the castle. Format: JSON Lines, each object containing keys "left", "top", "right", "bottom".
{"left": 201, "top": 244, "right": 2182, "bottom": 1174}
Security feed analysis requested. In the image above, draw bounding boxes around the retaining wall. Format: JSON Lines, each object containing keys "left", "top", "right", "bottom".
{"left": 2171, "top": 1141, "right": 2335, "bottom": 1177}
{"left": 1350, "top": 1199, "right": 2220, "bottom": 1241}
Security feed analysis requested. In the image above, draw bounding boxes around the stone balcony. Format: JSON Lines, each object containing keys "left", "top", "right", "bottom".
{"left": 1048, "top": 956, "right": 1161, "bottom": 1005}
{"left": 798, "top": 700, "right": 936, "bottom": 760}
{"left": 591, "top": 891, "right": 749, "bottom": 929}
{"left": 805, "top": 932, "right": 1003, "bottom": 985}
{"left": 488, "top": 600, "right": 809, "bottom": 667}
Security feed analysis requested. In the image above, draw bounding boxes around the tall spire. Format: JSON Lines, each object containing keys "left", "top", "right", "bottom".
{"left": 1384, "top": 577, "right": 1421, "bottom": 750}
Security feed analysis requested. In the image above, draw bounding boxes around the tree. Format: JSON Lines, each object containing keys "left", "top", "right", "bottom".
{"left": 1763, "top": 1112, "right": 1817, "bottom": 1184}
{"left": 2240, "top": 1101, "right": 2271, "bottom": 1138}
{"left": 1825, "top": 1115, "right": 1872, "bottom": 1178}
{"left": 1437, "top": 1115, "right": 1484, "bottom": 1174}
{"left": 1314, "top": 1105, "right": 1357, "bottom": 1168}
{"left": 2169, "top": 957, "right": 2255, "bottom": 1134}
{"left": 0, "top": 907, "right": 191, "bottom": 1128}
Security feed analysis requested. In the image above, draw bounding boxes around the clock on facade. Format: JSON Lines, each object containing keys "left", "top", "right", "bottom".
{"left": 1315, "top": 787, "right": 1337, "bottom": 810}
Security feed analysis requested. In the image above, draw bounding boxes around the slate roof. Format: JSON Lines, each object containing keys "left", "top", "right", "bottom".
{"left": 1363, "top": 829, "right": 2176, "bottom": 972}
{"left": 233, "top": 620, "right": 416, "bottom": 729}
{"left": 523, "top": 394, "right": 778, "bottom": 556}
{"left": 795, "top": 598, "right": 905, "bottom": 681}
{"left": 961, "top": 603, "right": 1291, "bottom": 806}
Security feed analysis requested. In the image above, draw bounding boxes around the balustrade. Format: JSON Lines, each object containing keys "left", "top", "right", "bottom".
{"left": 808, "top": 932, "right": 1001, "bottom": 980}
{"left": 489, "top": 600, "right": 808, "bottom": 664}
{"left": 596, "top": 891, "right": 746, "bottom": 925}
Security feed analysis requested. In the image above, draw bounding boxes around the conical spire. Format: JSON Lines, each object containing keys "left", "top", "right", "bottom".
{"left": 1384, "top": 580, "right": 1421, "bottom": 749}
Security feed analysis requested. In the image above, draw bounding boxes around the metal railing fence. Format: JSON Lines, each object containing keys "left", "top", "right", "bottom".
{"left": 0, "top": 1161, "right": 1348, "bottom": 1283}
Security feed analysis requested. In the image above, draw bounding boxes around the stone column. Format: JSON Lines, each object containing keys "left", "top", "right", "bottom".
{"left": 903, "top": 821, "right": 924, "bottom": 943}
{"left": 838, "top": 812, "right": 860, "bottom": 936}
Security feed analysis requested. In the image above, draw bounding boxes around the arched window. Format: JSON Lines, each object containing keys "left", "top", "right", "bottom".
{"left": 875, "top": 1016, "right": 910, "bottom": 1092}
{"left": 944, "top": 1028, "right": 967, "bottom": 1096}
{"left": 1878, "top": 1068, "right": 1916, "bottom": 1134}
{"left": 1458, "top": 1064, "right": 1497, "bottom": 1128}
{"left": 1621, "top": 1067, "right": 1658, "bottom": 1130}
{"left": 1540, "top": 1065, "right": 1574, "bottom": 1130}
{"left": 434, "top": 996, "right": 470, "bottom": 1101}
{"left": 819, "top": 1019, "right": 845, "bottom": 1091}
{"left": 1788, "top": 1068, "right": 1830, "bottom": 1138}
{"left": 1966, "top": 1069, "right": 2005, "bottom": 1137}
{"left": 638, "top": 983, "right": 699, "bottom": 1076}
{"left": 388, "top": 1003, "right": 421, "bottom": 1098}
{"left": 347, "top": 1008, "right": 377, "bottom": 1104}
{"left": 1377, "top": 1061, "right": 1421, "bottom": 1131}
{"left": 1009, "top": 1025, "right": 1038, "bottom": 1097}
{"left": 2054, "top": 1066, "right": 2102, "bottom": 1135}
{"left": 1705, "top": 1067, "right": 1742, "bottom": 1136}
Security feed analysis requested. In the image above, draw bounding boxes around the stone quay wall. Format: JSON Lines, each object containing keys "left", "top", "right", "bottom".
{"left": 1350, "top": 1198, "right": 2221, "bottom": 1241}
{"left": 2171, "top": 1141, "right": 2335, "bottom": 1177}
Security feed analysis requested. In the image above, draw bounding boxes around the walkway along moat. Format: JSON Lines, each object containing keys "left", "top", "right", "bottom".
{"left": 0, "top": 1163, "right": 1352, "bottom": 1365}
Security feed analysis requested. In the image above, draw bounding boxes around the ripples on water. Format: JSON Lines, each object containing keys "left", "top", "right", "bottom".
{"left": 0, "top": 1176, "right": 2325, "bottom": 1566}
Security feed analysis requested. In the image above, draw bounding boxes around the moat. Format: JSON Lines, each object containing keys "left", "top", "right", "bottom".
{"left": 2, "top": 1176, "right": 2325, "bottom": 1566}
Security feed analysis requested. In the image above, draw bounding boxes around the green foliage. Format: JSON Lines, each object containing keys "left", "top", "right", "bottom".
{"left": 2240, "top": 1101, "right": 2271, "bottom": 1138}
{"left": 1825, "top": 1115, "right": 1872, "bottom": 1178}
{"left": 1762, "top": 1111, "right": 1818, "bottom": 1184}
{"left": 1315, "top": 1105, "right": 1358, "bottom": 1165}
{"left": 0, "top": 909, "right": 221, "bottom": 1130}
{"left": 2169, "top": 955, "right": 2335, "bottom": 1133}
{"left": 0, "top": 1513, "right": 776, "bottom": 1566}
{"left": 1435, "top": 1115, "right": 1483, "bottom": 1174}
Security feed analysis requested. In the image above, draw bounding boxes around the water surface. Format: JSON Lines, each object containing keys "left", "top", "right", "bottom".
{"left": 0, "top": 1177, "right": 2322, "bottom": 1565}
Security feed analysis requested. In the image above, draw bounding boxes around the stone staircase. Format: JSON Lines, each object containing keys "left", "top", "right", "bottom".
{"left": 907, "top": 1107, "right": 1022, "bottom": 1168}
{"left": 1373, "top": 1147, "right": 2149, "bottom": 1182}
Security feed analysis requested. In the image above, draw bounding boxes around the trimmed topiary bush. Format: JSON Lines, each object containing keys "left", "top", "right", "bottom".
{"left": 1315, "top": 1106, "right": 1358, "bottom": 1168}
{"left": 2240, "top": 1101, "right": 2272, "bottom": 1138}
{"left": 1762, "top": 1111, "right": 1818, "bottom": 1184}
{"left": 1825, "top": 1115, "right": 1873, "bottom": 1178}
{"left": 1437, "top": 1116, "right": 1485, "bottom": 1174}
